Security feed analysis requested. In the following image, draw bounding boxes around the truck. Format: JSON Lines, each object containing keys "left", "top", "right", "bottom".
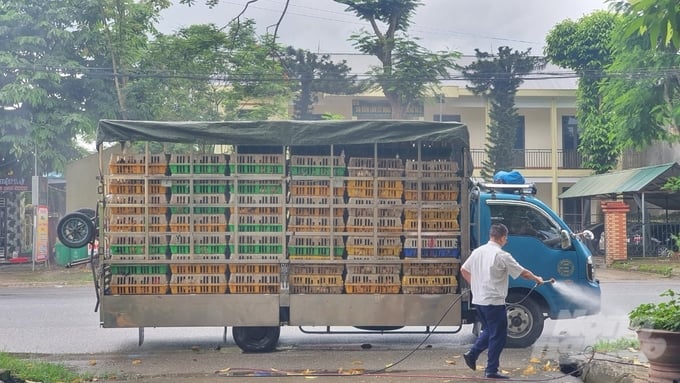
{"left": 57, "top": 119, "right": 601, "bottom": 352}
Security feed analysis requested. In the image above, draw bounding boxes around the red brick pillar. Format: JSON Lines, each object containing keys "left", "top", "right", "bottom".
{"left": 601, "top": 200, "right": 630, "bottom": 265}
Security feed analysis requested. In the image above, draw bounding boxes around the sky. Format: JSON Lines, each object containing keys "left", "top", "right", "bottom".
{"left": 157, "top": 0, "right": 611, "bottom": 56}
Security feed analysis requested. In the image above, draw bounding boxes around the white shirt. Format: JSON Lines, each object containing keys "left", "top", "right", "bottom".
{"left": 461, "top": 240, "right": 525, "bottom": 306}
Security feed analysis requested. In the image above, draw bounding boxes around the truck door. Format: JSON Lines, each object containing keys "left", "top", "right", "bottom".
{"left": 487, "top": 201, "right": 576, "bottom": 283}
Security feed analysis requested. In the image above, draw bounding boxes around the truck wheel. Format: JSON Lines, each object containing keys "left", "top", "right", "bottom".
{"left": 57, "top": 212, "right": 95, "bottom": 249}
{"left": 505, "top": 293, "right": 544, "bottom": 348}
{"left": 232, "top": 326, "right": 280, "bottom": 353}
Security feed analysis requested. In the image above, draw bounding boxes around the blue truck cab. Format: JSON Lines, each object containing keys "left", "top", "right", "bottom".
{"left": 465, "top": 182, "right": 601, "bottom": 348}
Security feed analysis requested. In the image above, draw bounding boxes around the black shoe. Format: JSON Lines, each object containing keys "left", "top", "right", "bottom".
{"left": 462, "top": 351, "right": 476, "bottom": 371}
{"left": 485, "top": 372, "right": 510, "bottom": 379}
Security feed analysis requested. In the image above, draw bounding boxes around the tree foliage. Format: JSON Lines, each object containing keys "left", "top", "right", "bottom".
{"left": 602, "top": 1, "right": 680, "bottom": 149}
{"left": 336, "top": 0, "right": 458, "bottom": 119}
{"left": 545, "top": 11, "right": 621, "bottom": 174}
{"left": 461, "top": 47, "right": 544, "bottom": 180}
{"left": 279, "top": 47, "right": 363, "bottom": 120}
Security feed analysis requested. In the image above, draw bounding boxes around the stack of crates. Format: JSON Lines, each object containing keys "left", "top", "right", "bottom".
{"left": 344, "top": 263, "right": 401, "bottom": 294}
{"left": 288, "top": 179, "right": 344, "bottom": 233}
{"left": 108, "top": 264, "right": 169, "bottom": 295}
{"left": 228, "top": 264, "right": 280, "bottom": 294}
{"left": 229, "top": 152, "right": 285, "bottom": 293}
{"left": 402, "top": 262, "right": 459, "bottom": 294}
{"left": 169, "top": 264, "right": 228, "bottom": 294}
{"left": 289, "top": 264, "right": 344, "bottom": 294}
{"left": 107, "top": 156, "right": 169, "bottom": 261}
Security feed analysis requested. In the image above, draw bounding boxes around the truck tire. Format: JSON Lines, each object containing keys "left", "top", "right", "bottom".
{"left": 232, "top": 326, "right": 280, "bottom": 353}
{"left": 505, "top": 292, "right": 544, "bottom": 348}
{"left": 57, "top": 212, "right": 95, "bottom": 249}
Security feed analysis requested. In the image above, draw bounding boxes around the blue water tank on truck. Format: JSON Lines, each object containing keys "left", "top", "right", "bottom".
{"left": 462, "top": 181, "right": 601, "bottom": 348}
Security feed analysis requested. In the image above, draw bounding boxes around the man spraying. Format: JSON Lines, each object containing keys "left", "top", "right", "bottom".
{"left": 460, "top": 223, "right": 546, "bottom": 379}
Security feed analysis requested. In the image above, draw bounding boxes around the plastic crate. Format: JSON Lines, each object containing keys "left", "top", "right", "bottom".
{"left": 289, "top": 264, "right": 345, "bottom": 275}
{"left": 110, "top": 264, "right": 169, "bottom": 275}
{"left": 290, "top": 207, "right": 344, "bottom": 218}
{"left": 193, "top": 214, "right": 229, "bottom": 225}
{"left": 290, "top": 195, "right": 344, "bottom": 206}
{"left": 345, "top": 216, "right": 402, "bottom": 233}
{"left": 229, "top": 264, "right": 280, "bottom": 274}
{"left": 228, "top": 283, "right": 280, "bottom": 294}
{"left": 404, "top": 219, "right": 460, "bottom": 232}
{"left": 401, "top": 275, "right": 458, "bottom": 294}
{"left": 193, "top": 194, "right": 230, "bottom": 205}
{"left": 403, "top": 237, "right": 459, "bottom": 258}
{"left": 347, "top": 158, "right": 404, "bottom": 177}
{"left": 229, "top": 273, "right": 279, "bottom": 284}
{"left": 346, "top": 180, "right": 404, "bottom": 199}
{"left": 288, "top": 216, "right": 344, "bottom": 233}
{"left": 109, "top": 154, "right": 167, "bottom": 175}
{"left": 346, "top": 236, "right": 402, "bottom": 257}
{"left": 237, "top": 224, "right": 284, "bottom": 233}
{"left": 238, "top": 206, "right": 283, "bottom": 216}
{"left": 170, "top": 264, "right": 227, "bottom": 274}
{"left": 236, "top": 180, "right": 283, "bottom": 195}
{"left": 193, "top": 180, "right": 232, "bottom": 194}
{"left": 289, "top": 180, "right": 343, "bottom": 197}
{"left": 170, "top": 274, "right": 227, "bottom": 294}
{"left": 238, "top": 214, "right": 284, "bottom": 225}
{"left": 405, "top": 160, "right": 459, "bottom": 178}
{"left": 193, "top": 154, "right": 230, "bottom": 175}
{"left": 237, "top": 234, "right": 284, "bottom": 255}
{"left": 403, "top": 262, "right": 460, "bottom": 276}
{"left": 288, "top": 236, "right": 344, "bottom": 258}
{"left": 345, "top": 263, "right": 401, "bottom": 275}
{"left": 344, "top": 284, "right": 400, "bottom": 294}
{"left": 289, "top": 275, "right": 343, "bottom": 286}
{"left": 289, "top": 155, "right": 345, "bottom": 177}
{"left": 109, "top": 274, "right": 168, "bottom": 295}
{"left": 404, "top": 181, "right": 460, "bottom": 202}
{"left": 236, "top": 154, "right": 285, "bottom": 175}
{"left": 237, "top": 194, "right": 283, "bottom": 205}
{"left": 108, "top": 206, "right": 167, "bottom": 215}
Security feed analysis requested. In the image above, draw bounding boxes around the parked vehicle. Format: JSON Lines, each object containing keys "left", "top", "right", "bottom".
{"left": 57, "top": 120, "right": 601, "bottom": 352}
{"left": 627, "top": 223, "right": 678, "bottom": 257}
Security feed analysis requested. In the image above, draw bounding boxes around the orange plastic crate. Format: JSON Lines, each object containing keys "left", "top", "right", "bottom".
{"left": 229, "top": 283, "right": 280, "bottom": 294}
{"left": 344, "top": 284, "right": 400, "bottom": 294}
{"left": 229, "top": 264, "right": 280, "bottom": 274}
{"left": 169, "top": 274, "right": 227, "bottom": 294}
{"left": 170, "top": 264, "right": 227, "bottom": 274}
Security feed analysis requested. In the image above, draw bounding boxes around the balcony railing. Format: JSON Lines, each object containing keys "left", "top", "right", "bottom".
{"left": 470, "top": 149, "right": 586, "bottom": 169}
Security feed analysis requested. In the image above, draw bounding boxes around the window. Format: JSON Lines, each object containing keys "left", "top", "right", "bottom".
{"left": 490, "top": 203, "right": 561, "bottom": 244}
{"left": 352, "top": 100, "right": 424, "bottom": 119}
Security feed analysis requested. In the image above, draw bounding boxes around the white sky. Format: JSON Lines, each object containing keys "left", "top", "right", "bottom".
{"left": 157, "top": 0, "right": 610, "bottom": 56}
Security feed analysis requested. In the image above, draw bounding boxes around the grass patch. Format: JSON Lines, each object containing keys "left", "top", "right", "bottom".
{"left": 0, "top": 352, "right": 87, "bottom": 383}
{"left": 610, "top": 261, "right": 674, "bottom": 277}
{"left": 592, "top": 337, "right": 640, "bottom": 353}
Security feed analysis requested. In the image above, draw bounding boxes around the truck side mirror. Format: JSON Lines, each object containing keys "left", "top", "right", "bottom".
{"left": 560, "top": 229, "right": 571, "bottom": 249}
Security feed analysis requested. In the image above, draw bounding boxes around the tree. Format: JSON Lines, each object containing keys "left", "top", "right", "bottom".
{"left": 601, "top": 1, "right": 680, "bottom": 148}
{"left": 545, "top": 11, "right": 621, "bottom": 174}
{"left": 335, "top": 0, "right": 458, "bottom": 119}
{"left": 461, "top": 47, "right": 545, "bottom": 180}
{"left": 279, "top": 47, "right": 363, "bottom": 120}
{"left": 126, "top": 21, "right": 291, "bottom": 121}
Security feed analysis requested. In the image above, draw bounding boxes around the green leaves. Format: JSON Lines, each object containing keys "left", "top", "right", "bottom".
{"left": 629, "top": 289, "right": 680, "bottom": 332}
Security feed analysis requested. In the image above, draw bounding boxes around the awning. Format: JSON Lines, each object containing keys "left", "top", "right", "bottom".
{"left": 559, "top": 162, "right": 680, "bottom": 209}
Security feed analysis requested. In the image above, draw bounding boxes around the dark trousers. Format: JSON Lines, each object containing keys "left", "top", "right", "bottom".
{"left": 469, "top": 304, "right": 507, "bottom": 375}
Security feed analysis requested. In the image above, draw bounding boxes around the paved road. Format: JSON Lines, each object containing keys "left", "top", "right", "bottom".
{"left": 1, "top": 267, "right": 676, "bottom": 382}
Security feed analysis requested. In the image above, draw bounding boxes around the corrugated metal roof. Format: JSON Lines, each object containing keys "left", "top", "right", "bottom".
{"left": 559, "top": 162, "right": 680, "bottom": 199}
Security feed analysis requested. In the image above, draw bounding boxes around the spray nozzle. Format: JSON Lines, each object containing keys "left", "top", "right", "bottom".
{"left": 547, "top": 278, "right": 556, "bottom": 284}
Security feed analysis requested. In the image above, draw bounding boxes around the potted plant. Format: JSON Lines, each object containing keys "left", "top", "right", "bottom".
{"left": 628, "top": 289, "right": 680, "bottom": 383}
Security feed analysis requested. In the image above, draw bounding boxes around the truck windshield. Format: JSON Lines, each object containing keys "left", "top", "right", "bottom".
{"left": 490, "top": 204, "right": 561, "bottom": 244}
